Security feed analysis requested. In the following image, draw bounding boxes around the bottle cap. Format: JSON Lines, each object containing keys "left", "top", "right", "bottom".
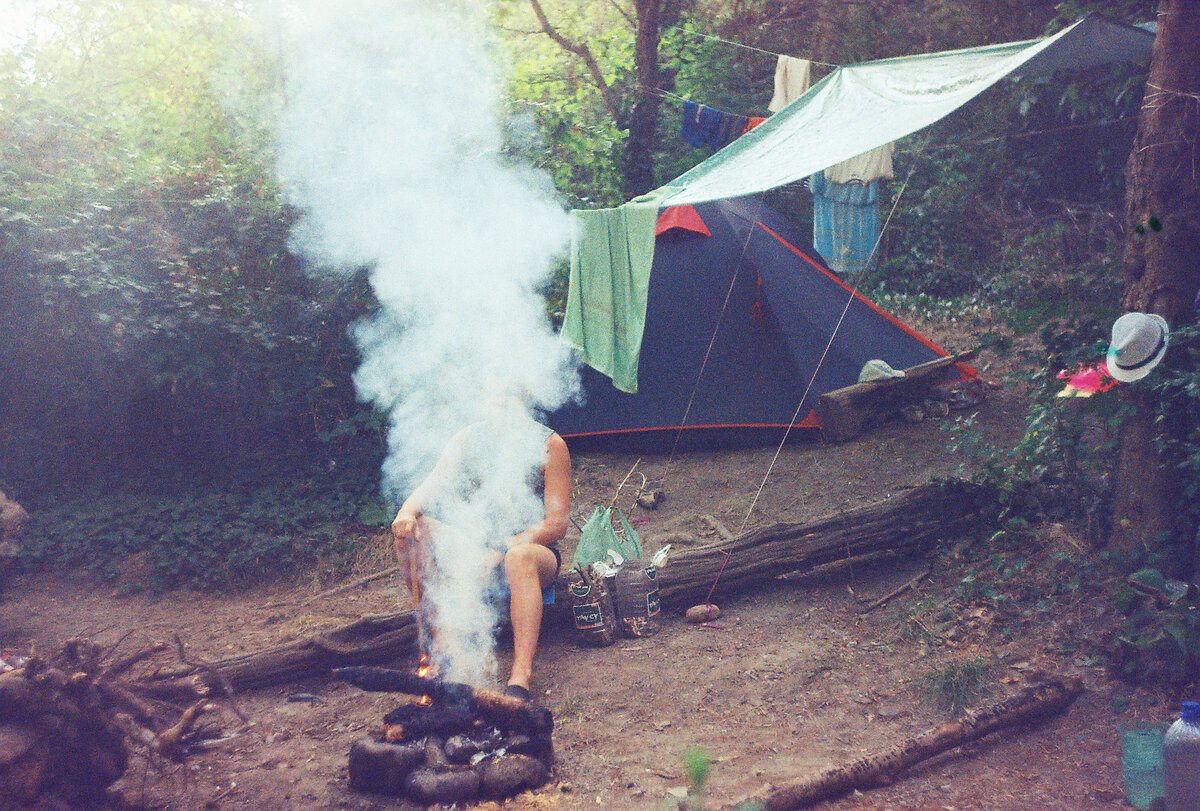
{"left": 1181, "top": 700, "right": 1200, "bottom": 722}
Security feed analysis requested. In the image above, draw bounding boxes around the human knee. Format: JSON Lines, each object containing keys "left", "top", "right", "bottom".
{"left": 504, "top": 544, "right": 541, "bottom": 581}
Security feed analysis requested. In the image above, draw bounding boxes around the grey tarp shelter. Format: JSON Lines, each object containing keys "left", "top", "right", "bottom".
{"left": 562, "top": 14, "right": 1155, "bottom": 398}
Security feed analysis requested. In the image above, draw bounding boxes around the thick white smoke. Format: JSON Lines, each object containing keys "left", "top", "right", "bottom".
{"left": 269, "top": 0, "right": 578, "bottom": 686}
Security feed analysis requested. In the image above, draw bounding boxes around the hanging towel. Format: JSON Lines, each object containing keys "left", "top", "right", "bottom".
{"left": 809, "top": 169, "right": 881, "bottom": 278}
{"left": 563, "top": 200, "right": 661, "bottom": 393}
{"left": 825, "top": 143, "right": 895, "bottom": 184}
{"left": 768, "top": 55, "right": 812, "bottom": 113}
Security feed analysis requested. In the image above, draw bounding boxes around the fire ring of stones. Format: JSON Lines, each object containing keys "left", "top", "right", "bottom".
{"left": 337, "top": 666, "right": 553, "bottom": 805}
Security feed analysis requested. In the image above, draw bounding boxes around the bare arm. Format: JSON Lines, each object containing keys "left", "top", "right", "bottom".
{"left": 506, "top": 432, "right": 571, "bottom": 549}
{"left": 391, "top": 430, "right": 468, "bottom": 544}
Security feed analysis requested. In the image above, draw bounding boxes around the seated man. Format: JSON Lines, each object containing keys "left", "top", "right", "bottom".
{"left": 391, "top": 415, "right": 570, "bottom": 701}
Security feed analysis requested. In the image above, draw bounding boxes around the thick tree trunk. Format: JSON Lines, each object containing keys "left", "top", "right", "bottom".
{"left": 1110, "top": 0, "right": 1200, "bottom": 565}
{"left": 622, "top": 0, "right": 664, "bottom": 197}
{"left": 170, "top": 481, "right": 983, "bottom": 693}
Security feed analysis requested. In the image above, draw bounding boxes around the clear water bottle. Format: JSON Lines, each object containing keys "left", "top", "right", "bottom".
{"left": 1164, "top": 700, "right": 1200, "bottom": 811}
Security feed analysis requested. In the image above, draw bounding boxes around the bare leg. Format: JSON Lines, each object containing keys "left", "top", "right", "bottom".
{"left": 503, "top": 543, "right": 559, "bottom": 690}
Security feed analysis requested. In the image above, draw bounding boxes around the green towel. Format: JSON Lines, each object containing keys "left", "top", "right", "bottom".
{"left": 563, "top": 200, "right": 660, "bottom": 393}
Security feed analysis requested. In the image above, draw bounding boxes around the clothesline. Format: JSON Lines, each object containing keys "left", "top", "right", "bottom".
{"left": 666, "top": 25, "right": 841, "bottom": 69}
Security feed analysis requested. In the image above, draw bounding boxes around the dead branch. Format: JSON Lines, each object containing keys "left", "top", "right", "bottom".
{"left": 527, "top": 0, "right": 624, "bottom": 124}
{"left": 154, "top": 699, "right": 214, "bottom": 759}
{"left": 171, "top": 634, "right": 248, "bottom": 723}
{"left": 102, "top": 643, "right": 168, "bottom": 681}
{"left": 261, "top": 565, "right": 401, "bottom": 609}
{"left": 755, "top": 676, "right": 1084, "bottom": 810}
{"left": 860, "top": 568, "right": 931, "bottom": 613}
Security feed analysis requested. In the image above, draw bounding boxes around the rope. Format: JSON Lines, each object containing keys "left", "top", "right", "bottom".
{"left": 696, "top": 160, "right": 919, "bottom": 599}
{"left": 667, "top": 25, "right": 841, "bottom": 69}
{"left": 733, "top": 160, "right": 919, "bottom": 539}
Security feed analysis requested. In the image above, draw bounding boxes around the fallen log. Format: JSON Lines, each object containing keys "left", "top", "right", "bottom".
{"left": 655, "top": 479, "right": 985, "bottom": 607}
{"left": 754, "top": 675, "right": 1084, "bottom": 810}
{"left": 171, "top": 480, "right": 984, "bottom": 692}
{"left": 183, "top": 613, "right": 418, "bottom": 693}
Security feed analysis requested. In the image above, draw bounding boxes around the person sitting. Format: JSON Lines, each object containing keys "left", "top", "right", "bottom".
{"left": 391, "top": 412, "right": 570, "bottom": 702}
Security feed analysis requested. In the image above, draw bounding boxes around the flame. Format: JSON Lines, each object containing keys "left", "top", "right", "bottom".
{"left": 416, "top": 654, "right": 433, "bottom": 706}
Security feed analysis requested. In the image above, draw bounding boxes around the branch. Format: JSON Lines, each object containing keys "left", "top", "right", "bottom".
{"left": 527, "top": 0, "right": 624, "bottom": 125}
{"left": 172, "top": 634, "right": 249, "bottom": 723}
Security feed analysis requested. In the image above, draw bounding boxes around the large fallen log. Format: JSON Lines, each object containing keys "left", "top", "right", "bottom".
{"left": 753, "top": 675, "right": 1084, "bottom": 810}
{"left": 656, "top": 479, "right": 984, "bottom": 606}
{"left": 170, "top": 480, "right": 985, "bottom": 693}
{"left": 185, "top": 612, "right": 419, "bottom": 693}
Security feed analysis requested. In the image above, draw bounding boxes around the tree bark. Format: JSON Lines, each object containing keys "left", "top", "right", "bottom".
{"left": 172, "top": 481, "right": 984, "bottom": 693}
{"left": 622, "top": 0, "right": 664, "bottom": 197}
{"left": 1110, "top": 0, "right": 1200, "bottom": 565}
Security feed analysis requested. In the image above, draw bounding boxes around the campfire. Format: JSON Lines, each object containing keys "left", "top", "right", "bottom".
{"left": 336, "top": 666, "right": 553, "bottom": 805}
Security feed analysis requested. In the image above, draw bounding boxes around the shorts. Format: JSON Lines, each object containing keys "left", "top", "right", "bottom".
{"left": 489, "top": 544, "right": 561, "bottom": 607}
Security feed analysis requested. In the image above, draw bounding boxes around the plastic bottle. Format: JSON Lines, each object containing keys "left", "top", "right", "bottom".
{"left": 1164, "top": 700, "right": 1200, "bottom": 811}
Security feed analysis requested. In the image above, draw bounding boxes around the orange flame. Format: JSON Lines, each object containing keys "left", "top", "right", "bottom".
{"left": 416, "top": 654, "right": 433, "bottom": 706}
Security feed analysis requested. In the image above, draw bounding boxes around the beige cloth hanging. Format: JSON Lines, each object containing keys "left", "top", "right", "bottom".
{"left": 768, "top": 55, "right": 811, "bottom": 113}
{"left": 825, "top": 142, "right": 895, "bottom": 184}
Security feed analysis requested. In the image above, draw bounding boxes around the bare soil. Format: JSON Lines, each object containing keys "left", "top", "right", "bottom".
{"left": 0, "top": 339, "right": 1176, "bottom": 810}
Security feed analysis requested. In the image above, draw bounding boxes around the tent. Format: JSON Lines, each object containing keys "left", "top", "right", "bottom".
{"left": 548, "top": 197, "right": 955, "bottom": 446}
{"left": 560, "top": 13, "right": 1155, "bottom": 406}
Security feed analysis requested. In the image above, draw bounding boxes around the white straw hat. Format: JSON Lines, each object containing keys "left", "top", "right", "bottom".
{"left": 1106, "top": 312, "right": 1169, "bottom": 382}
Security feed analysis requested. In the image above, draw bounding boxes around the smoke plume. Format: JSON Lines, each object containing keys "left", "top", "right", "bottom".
{"left": 269, "top": 0, "right": 577, "bottom": 686}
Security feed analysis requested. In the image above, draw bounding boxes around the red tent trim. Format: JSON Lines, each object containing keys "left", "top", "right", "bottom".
{"left": 656, "top": 204, "right": 711, "bottom": 237}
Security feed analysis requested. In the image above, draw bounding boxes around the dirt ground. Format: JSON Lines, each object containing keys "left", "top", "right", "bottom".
{"left": 0, "top": 339, "right": 1179, "bottom": 810}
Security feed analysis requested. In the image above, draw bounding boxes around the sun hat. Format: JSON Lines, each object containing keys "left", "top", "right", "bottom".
{"left": 1106, "top": 312, "right": 1169, "bottom": 383}
{"left": 858, "top": 359, "right": 906, "bottom": 383}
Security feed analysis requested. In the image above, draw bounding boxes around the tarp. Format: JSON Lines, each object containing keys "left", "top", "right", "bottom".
{"left": 655, "top": 13, "right": 1154, "bottom": 208}
{"left": 565, "top": 14, "right": 1154, "bottom": 388}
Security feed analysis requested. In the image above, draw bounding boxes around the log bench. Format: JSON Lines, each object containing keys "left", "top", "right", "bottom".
{"left": 817, "top": 349, "right": 980, "bottom": 442}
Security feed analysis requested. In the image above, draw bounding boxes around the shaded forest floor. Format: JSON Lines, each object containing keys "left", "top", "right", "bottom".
{"left": 1, "top": 334, "right": 1184, "bottom": 809}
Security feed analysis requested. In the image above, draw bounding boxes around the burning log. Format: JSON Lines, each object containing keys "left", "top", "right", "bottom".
{"left": 341, "top": 667, "right": 554, "bottom": 803}
{"left": 334, "top": 666, "right": 553, "bottom": 735}
{"left": 755, "top": 676, "right": 1084, "bottom": 810}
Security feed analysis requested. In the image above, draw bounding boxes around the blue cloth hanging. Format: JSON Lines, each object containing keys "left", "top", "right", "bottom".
{"left": 808, "top": 170, "right": 881, "bottom": 278}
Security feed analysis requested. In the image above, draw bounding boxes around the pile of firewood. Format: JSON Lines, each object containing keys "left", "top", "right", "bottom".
{"left": 0, "top": 638, "right": 224, "bottom": 807}
{"left": 339, "top": 666, "right": 553, "bottom": 804}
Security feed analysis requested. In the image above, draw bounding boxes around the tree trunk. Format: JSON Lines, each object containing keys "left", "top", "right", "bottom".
{"left": 1110, "top": 0, "right": 1200, "bottom": 567}
{"left": 622, "top": 0, "right": 664, "bottom": 198}
{"left": 169, "top": 481, "right": 984, "bottom": 693}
